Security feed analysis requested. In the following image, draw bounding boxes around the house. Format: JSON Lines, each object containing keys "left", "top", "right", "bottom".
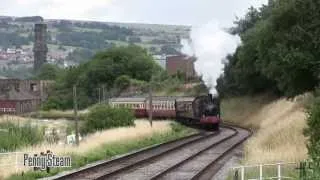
{"left": 166, "top": 55, "right": 196, "bottom": 79}
{"left": 0, "top": 79, "right": 53, "bottom": 114}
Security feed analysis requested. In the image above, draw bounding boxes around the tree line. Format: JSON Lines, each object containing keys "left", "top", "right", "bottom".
{"left": 216, "top": 0, "right": 320, "bottom": 173}
{"left": 217, "top": 0, "right": 320, "bottom": 98}
{"left": 39, "top": 45, "right": 163, "bottom": 110}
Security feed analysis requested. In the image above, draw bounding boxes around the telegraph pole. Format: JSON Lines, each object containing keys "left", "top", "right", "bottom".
{"left": 98, "top": 87, "right": 101, "bottom": 104}
{"left": 73, "top": 85, "right": 79, "bottom": 146}
{"left": 148, "top": 85, "right": 153, "bottom": 127}
{"left": 102, "top": 85, "right": 106, "bottom": 103}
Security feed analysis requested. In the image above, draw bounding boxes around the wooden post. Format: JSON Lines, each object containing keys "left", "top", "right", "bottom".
{"left": 73, "top": 85, "right": 79, "bottom": 146}
{"left": 149, "top": 85, "right": 153, "bottom": 127}
{"left": 98, "top": 87, "right": 101, "bottom": 104}
{"left": 102, "top": 85, "right": 106, "bottom": 103}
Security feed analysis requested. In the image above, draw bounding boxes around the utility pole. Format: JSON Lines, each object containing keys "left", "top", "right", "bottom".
{"left": 148, "top": 85, "right": 153, "bottom": 127}
{"left": 98, "top": 87, "right": 101, "bottom": 104}
{"left": 73, "top": 85, "right": 79, "bottom": 146}
{"left": 102, "top": 85, "right": 106, "bottom": 103}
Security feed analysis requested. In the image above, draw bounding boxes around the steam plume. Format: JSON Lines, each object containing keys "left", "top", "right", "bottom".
{"left": 182, "top": 21, "right": 241, "bottom": 95}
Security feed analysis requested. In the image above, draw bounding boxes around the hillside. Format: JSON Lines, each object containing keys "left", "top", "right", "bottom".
{"left": 0, "top": 16, "right": 190, "bottom": 65}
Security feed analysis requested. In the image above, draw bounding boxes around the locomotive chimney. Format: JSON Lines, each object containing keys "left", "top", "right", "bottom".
{"left": 208, "top": 94, "right": 213, "bottom": 101}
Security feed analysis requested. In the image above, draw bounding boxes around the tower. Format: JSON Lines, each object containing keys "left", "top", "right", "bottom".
{"left": 33, "top": 23, "right": 48, "bottom": 71}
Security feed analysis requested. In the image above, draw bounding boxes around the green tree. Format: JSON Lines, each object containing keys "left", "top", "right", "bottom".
{"left": 36, "top": 64, "right": 62, "bottom": 80}
{"left": 218, "top": 0, "right": 320, "bottom": 98}
{"left": 81, "top": 104, "right": 134, "bottom": 134}
{"left": 43, "top": 45, "right": 162, "bottom": 110}
{"left": 115, "top": 75, "right": 131, "bottom": 91}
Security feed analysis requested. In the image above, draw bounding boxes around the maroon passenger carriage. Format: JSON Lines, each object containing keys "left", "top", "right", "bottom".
{"left": 109, "top": 97, "right": 147, "bottom": 118}
{"left": 109, "top": 97, "right": 177, "bottom": 119}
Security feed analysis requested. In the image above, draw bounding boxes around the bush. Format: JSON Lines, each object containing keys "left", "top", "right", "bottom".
{"left": 0, "top": 122, "right": 45, "bottom": 151}
{"left": 304, "top": 92, "right": 320, "bottom": 178}
{"left": 81, "top": 104, "right": 135, "bottom": 134}
{"left": 115, "top": 75, "right": 131, "bottom": 91}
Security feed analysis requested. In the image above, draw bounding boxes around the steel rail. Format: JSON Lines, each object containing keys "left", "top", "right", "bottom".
{"left": 190, "top": 127, "right": 251, "bottom": 180}
{"left": 149, "top": 126, "right": 239, "bottom": 180}
{"left": 52, "top": 131, "right": 218, "bottom": 180}
{"left": 93, "top": 131, "right": 221, "bottom": 180}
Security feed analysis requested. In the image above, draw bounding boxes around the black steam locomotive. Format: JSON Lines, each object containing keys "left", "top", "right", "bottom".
{"left": 175, "top": 94, "right": 221, "bottom": 131}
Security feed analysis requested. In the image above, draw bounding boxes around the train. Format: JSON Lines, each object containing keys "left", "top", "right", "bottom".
{"left": 109, "top": 94, "right": 221, "bottom": 130}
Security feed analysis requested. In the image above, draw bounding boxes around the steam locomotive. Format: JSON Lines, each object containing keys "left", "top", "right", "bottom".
{"left": 176, "top": 94, "right": 221, "bottom": 130}
{"left": 109, "top": 94, "right": 221, "bottom": 130}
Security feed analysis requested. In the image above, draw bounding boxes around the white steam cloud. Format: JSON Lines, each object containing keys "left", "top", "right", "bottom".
{"left": 182, "top": 21, "right": 241, "bottom": 95}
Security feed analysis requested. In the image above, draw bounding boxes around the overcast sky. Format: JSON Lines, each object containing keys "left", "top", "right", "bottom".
{"left": 0, "top": 0, "right": 268, "bottom": 26}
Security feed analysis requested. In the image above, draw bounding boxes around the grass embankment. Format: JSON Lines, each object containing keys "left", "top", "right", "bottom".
{"left": 3, "top": 121, "right": 195, "bottom": 180}
{"left": 222, "top": 94, "right": 310, "bottom": 179}
{"left": 0, "top": 122, "right": 44, "bottom": 152}
{"left": 25, "top": 110, "right": 88, "bottom": 120}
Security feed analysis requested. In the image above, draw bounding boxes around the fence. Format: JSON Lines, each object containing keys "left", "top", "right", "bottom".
{"left": 232, "top": 162, "right": 300, "bottom": 180}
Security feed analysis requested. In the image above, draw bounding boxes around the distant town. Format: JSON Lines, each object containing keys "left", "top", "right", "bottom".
{"left": 0, "top": 16, "right": 191, "bottom": 75}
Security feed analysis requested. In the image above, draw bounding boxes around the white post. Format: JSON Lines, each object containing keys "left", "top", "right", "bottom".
{"left": 277, "top": 163, "right": 281, "bottom": 180}
{"left": 15, "top": 152, "right": 18, "bottom": 173}
{"left": 241, "top": 167, "right": 245, "bottom": 180}
{"left": 259, "top": 164, "right": 263, "bottom": 180}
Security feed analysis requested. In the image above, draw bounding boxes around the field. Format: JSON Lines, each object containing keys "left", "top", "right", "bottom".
{"left": 0, "top": 120, "right": 195, "bottom": 179}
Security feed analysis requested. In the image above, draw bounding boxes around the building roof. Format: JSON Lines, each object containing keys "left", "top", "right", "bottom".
{"left": 109, "top": 97, "right": 146, "bottom": 103}
{"left": 0, "top": 88, "right": 39, "bottom": 101}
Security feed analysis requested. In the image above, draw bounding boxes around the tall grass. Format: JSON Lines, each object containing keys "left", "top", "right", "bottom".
{"left": 222, "top": 94, "right": 308, "bottom": 163}
{"left": 222, "top": 94, "right": 310, "bottom": 179}
{"left": 0, "top": 122, "right": 45, "bottom": 152}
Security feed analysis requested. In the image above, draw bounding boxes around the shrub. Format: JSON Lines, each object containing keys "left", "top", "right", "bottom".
{"left": 0, "top": 122, "right": 45, "bottom": 151}
{"left": 81, "top": 104, "right": 135, "bottom": 134}
{"left": 304, "top": 92, "right": 320, "bottom": 178}
{"left": 115, "top": 75, "right": 131, "bottom": 91}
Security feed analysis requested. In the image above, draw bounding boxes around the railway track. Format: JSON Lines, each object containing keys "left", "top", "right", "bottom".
{"left": 49, "top": 126, "right": 250, "bottom": 180}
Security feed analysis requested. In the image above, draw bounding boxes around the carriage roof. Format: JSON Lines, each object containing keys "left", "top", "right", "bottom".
{"left": 109, "top": 96, "right": 195, "bottom": 104}
{"left": 109, "top": 97, "right": 146, "bottom": 103}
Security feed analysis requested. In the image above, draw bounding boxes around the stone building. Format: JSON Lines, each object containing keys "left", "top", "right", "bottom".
{"left": 0, "top": 79, "right": 53, "bottom": 114}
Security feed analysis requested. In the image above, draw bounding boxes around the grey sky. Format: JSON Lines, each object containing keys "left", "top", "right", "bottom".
{"left": 0, "top": 0, "right": 268, "bottom": 26}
